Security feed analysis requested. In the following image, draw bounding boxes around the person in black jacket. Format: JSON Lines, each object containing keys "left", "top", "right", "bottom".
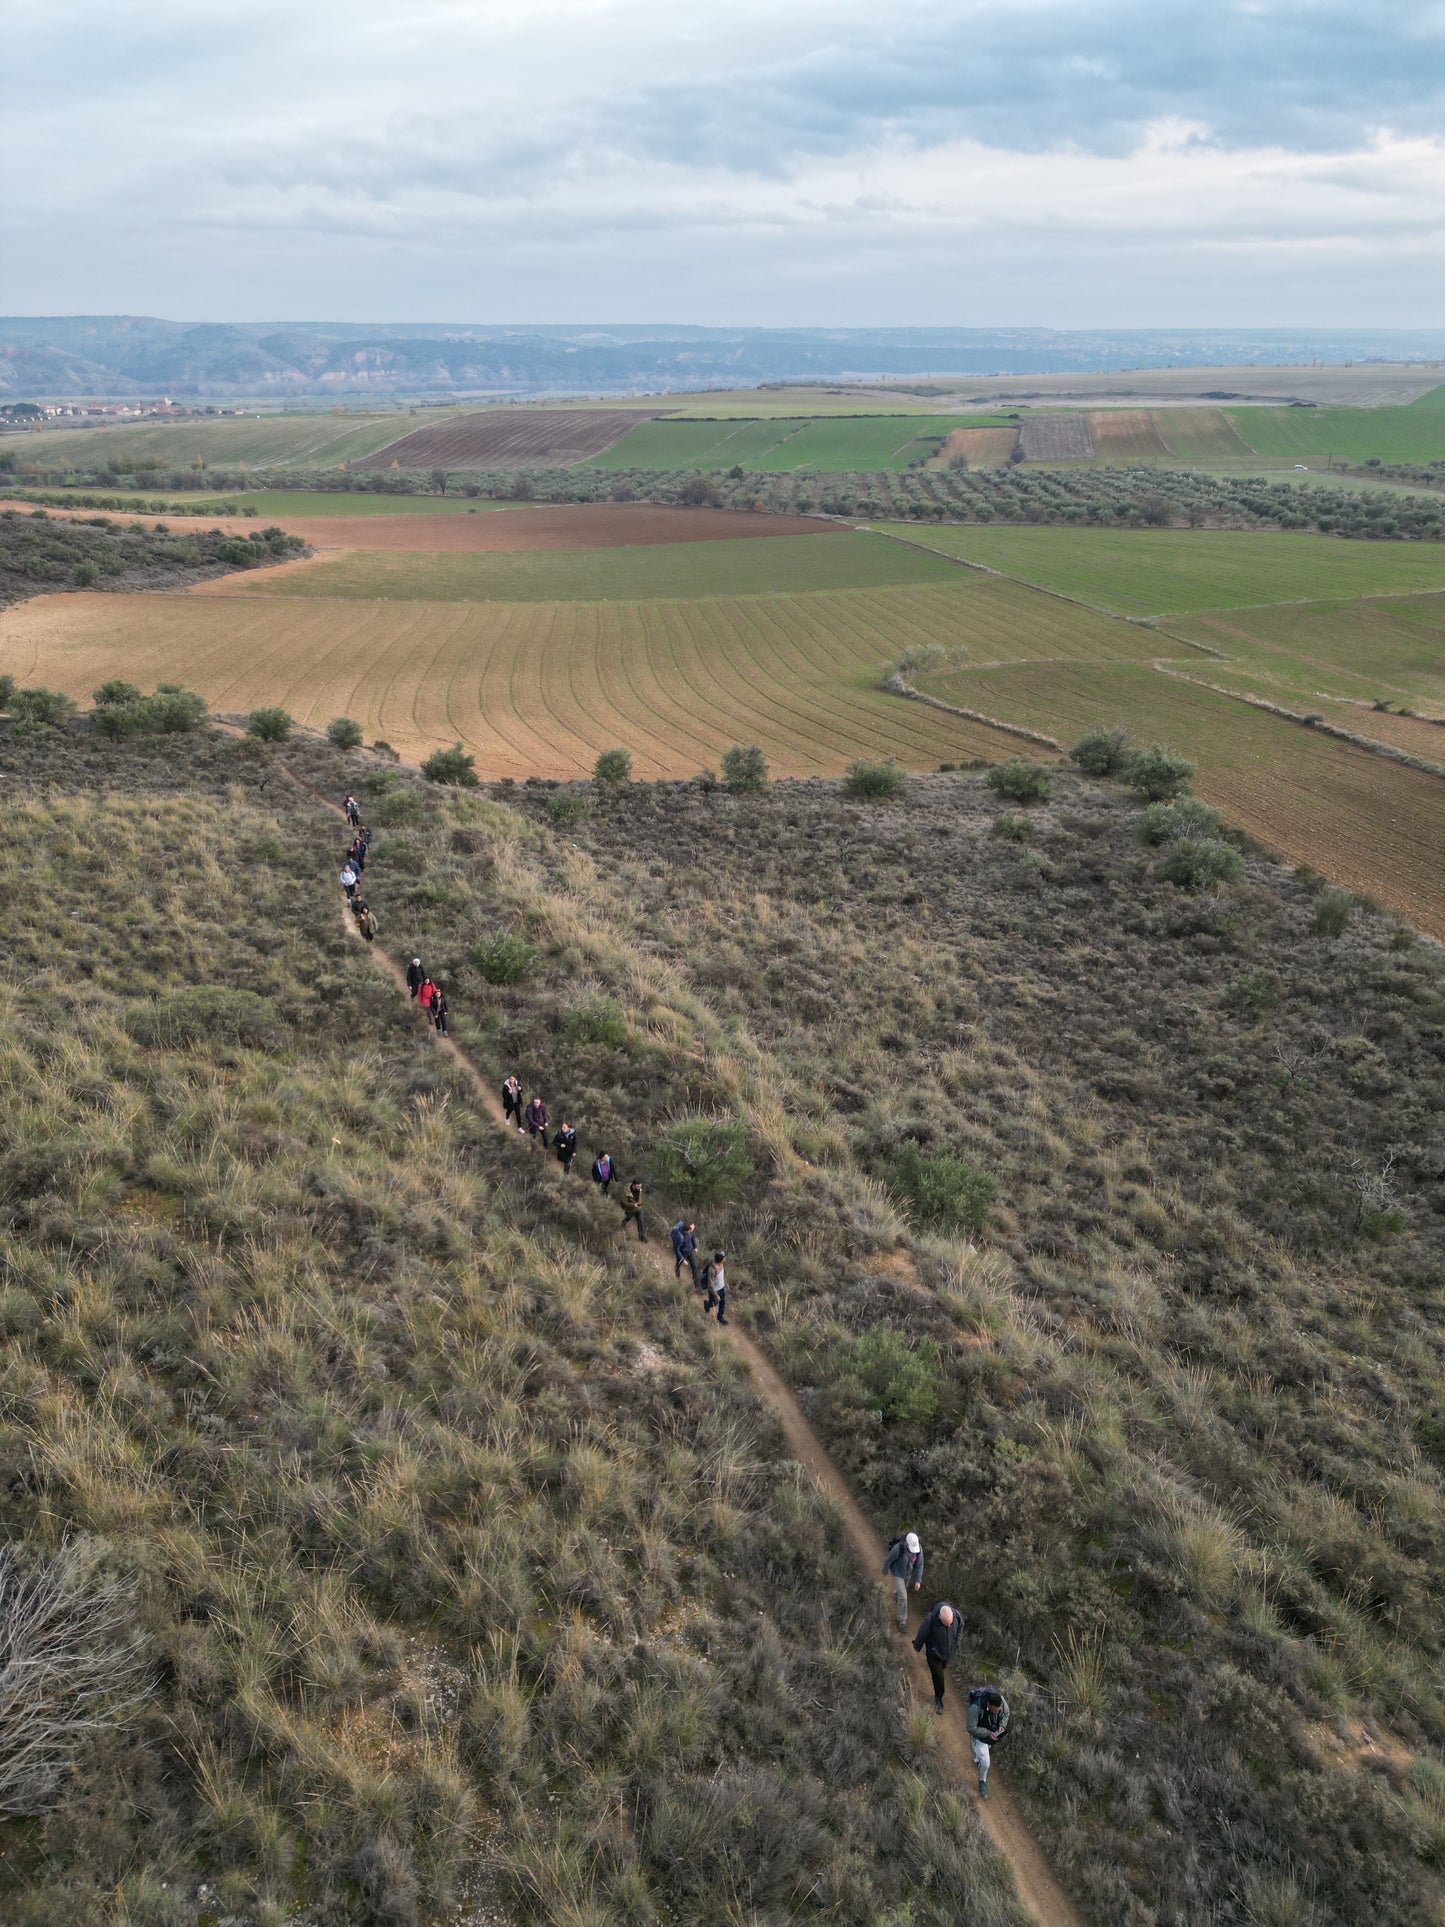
{"left": 406, "top": 958, "right": 424, "bottom": 1000}
{"left": 912, "top": 1601, "right": 963, "bottom": 1713}
{"left": 501, "top": 1075, "right": 523, "bottom": 1128}
{"left": 553, "top": 1121, "right": 577, "bottom": 1173}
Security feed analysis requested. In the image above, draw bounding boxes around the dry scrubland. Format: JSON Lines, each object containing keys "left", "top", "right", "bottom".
{"left": 0, "top": 725, "right": 1036, "bottom": 1927}
{"left": 327, "top": 743, "right": 1445, "bottom": 1927}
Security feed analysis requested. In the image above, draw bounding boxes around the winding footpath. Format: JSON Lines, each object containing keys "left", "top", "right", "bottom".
{"left": 289, "top": 763, "right": 1086, "bottom": 1927}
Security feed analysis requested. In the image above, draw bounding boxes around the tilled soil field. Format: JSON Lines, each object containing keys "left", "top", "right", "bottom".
{"left": 355, "top": 408, "right": 669, "bottom": 469}
{"left": 1018, "top": 413, "right": 1095, "bottom": 461}
{"left": 254, "top": 503, "right": 843, "bottom": 552}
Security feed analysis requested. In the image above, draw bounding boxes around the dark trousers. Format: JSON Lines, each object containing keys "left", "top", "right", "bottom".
{"left": 623, "top": 1207, "right": 646, "bottom": 1242}
{"left": 714, "top": 1284, "right": 726, "bottom": 1322}
{"left": 676, "top": 1253, "right": 698, "bottom": 1286}
{"left": 927, "top": 1657, "right": 947, "bottom": 1705}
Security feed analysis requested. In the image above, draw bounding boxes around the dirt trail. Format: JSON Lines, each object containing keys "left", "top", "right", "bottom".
{"left": 289, "top": 763, "right": 1087, "bottom": 1927}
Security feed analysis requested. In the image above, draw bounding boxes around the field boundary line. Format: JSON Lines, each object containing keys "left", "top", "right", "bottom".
{"left": 884, "top": 679, "right": 1064, "bottom": 752}
{"left": 274, "top": 756, "right": 1088, "bottom": 1927}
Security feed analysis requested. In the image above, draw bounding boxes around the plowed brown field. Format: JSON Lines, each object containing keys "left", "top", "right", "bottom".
{"left": 932, "top": 426, "right": 1020, "bottom": 468}
{"left": 1088, "top": 410, "right": 1172, "bottom": 459}
{"left": 261, "top": 504, "right": 841, "bottom": 552}
{"left": 356, "top": 408, "right": 668, "bottom": 469}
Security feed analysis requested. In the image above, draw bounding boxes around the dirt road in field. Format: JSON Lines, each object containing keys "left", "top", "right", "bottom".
{"left": 282, "top": 763, "right": 1088, "bottom": 1927}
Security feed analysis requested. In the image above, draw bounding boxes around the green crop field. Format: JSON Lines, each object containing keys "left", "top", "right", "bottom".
{"left": 874, "top": 525, "right": 1445, "bottom": 616}
{"left": 2, "top": 411, "right": 428, "bottom": 471}
{"left": 591, "top": 413, "right": 1007, "bottom": 472}
{"left": 1229, "top": 396, "right": 1445, "bottom": 467}
{"left": 230, "top": 530, "right": 973, "bottom": 602}
{"left": 1166, "top": 591, "right": 1445, "bottom": 712}
{"left": 193, "top": 489, "right": 514, "bottom": 517}
{"left": 1155, "top": 409, "right": 1258, "bottom": 463}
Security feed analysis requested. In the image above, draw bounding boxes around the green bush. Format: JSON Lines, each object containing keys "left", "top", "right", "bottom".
{"left": 1360, "top": 1205, "right": 1408, "bottom": 1244}
{"left": 1070, "top": 723, "right": 1134, "bottom": 777}
{"left": 125, "top": 986, "right": 280, "bottom": 1049}
{"left": 93, "top": 679, "right": 142, "bottom": 708}
{"left": 563, "top": 995, "right": 630, "bottom": 1050}
{"left": 373, "top": 787, "right": 427, "bottom": 828}
{"left": 326, "top": 716, "right": 364, "bottom": 750}
{"left": 721, "top": 744, "right": 770, "bottom": 794}
{"left": 546, "top": 790, "right": 592, "bottom": 826}
{"left": 421, "top": 743, "right": 479, "bottom": 787}
{"left": 594, "top": 748, "right": 633, "bottom": 785}
{"left": 246, "top": 706, "right": 292, "bottom": 743}
{"left": 890, "top": 1140, "right": 995, "bottom": 1235}
{"left": 652, "top": 1117, "right": 755, "bottom": 1208}
{"left": 986, "top": 757, "right": 1053, "bottom": 804}
{"left": 73, "top": 560, "right": 98, "bottom": 587}
{"left": 992, "top": 813, "right": 1034, "bottom": 842}
{"left": 847, "top": 1329, "right": 942, "bottom": 1423}
{"left": 1122, "top": 742, "right": 1195, "bottom": 802}
{"left": 1137, "top": 797, "right": 1224, "bottom": 846}
{"left": 1315, "top": 886, "right": 1356, "bottom": 938}
{"left": 1155, "top": 840, "right": 1244, "bottom": 890}
{"left": 89, "top": 682, "right": 207, "bottom": 740}
{"left": 1222, "top": 968, "right": 1279, "bottom": 1019}
{"left": 0, "top": 675, "right": 14, "bottom": 711}
{"left": 843, "top": 756, "right": 905, "bottom": 800}
{"left": 362, "top": 768, "right": 399, "bottom": 798}
{"left": 9, "top": 686, "right": 77, "bottom": 734}
{"left": 471, "top": 930, "right": 539, "bottom": 985}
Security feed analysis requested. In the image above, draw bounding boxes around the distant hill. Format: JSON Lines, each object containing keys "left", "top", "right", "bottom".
{"left": 4, "top": 317, "right": 1445, "bottom": 399}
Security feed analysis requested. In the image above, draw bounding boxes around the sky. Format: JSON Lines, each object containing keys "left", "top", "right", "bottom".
{"left": 4, "top": 0, "right": 1445, "bottom": 326}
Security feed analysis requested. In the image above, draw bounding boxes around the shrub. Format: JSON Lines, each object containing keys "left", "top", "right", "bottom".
{"left": 126, "top": 986, "right": 280, "bottom": 1048}
{"left": 843, "top": 756, "right": 905, "bottom": 800}
{"left": 563, "top": 995, "right": 629, "bottom": 1050}
{"left": 546, "top": 790, "right": 592, "bottom": 826}
{"left": 472, "top": 930, "right": 539, "bottom": 985}
{"left": 1314, "top": 886, "right": 1356, "bottom": 938}
{"left": 889, "top": 1140, "right": 995, "bottom": 1235}
{"left": 246, "top": 706, "right": 292, "bottom": 742}
{"left": 1122, "top": 743, "right": 1195, "bottom": 801}
{"left": 92, "top": 679, "right": 142, "bottom": 708}
{"left": 847, "top": 1329, "right": 942, "bottom": 1424}
{"left": 1155, "top": 839, "right": 1244, "bottom": 890}
{"left": 421, "top": 743, "right": 480, "bottom": 787}
{"left": 594, "top": 748, "right": 633, "bottom": 785}
{"left": 1137, "top": 797, "right": 1223, "bottom": 846}
{"left": 721, "top": 744, "right": 769, "bottom": 793}
{"left": 1070, "top": 723, "right": 1133, "bottom": 777}
{"left": 992, "top": 813, "right": 1034, "bottom": 842}
{"left": 0, "top": 676, "right": 13, "bottom": 710}
{"left": 1222, "top": 968, "right": 1279, "bottom": 1019}
{"left": 986, "top": 758, "right": 1053, "bottom": 804}
{"left": 362, "top": 768, "right": 400, "bottom": 797}
{"left": 373, "top": 787, "right": 427, "bottom": 828}
{"left": 326, "top": 716, "right": 364, "bottom": 750}
{"left": 9, "top": 686, "right": 76, "bottom": 734}
{"left": 652, "top": 1117, "right": 755, "bottom": 1208}
{"left": 72, "top": 560, "right": 98, "bottom": 587}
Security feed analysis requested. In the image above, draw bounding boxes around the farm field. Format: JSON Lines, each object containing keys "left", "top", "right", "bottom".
{"left": 1086, "top": 410, "right": 1171, "bottom": 460}
{"left": 879, "top": 524, "right": 1445, "bottom": 615}
{"left": 1152, "top": 408, "right": 1257, "bottom": 462}
{"left": 193, "top": 489, "right": 515, "bottom": 517}
{"left": 0, "top": 584, "right": 1049, "bottom": 776}
{"left": 0, "top": 411, "right": 421, "bottom": 470}
{"left": 1018, "top": 414, "right": 1094, "bottom": 460}
{"left": 931, "top": 425, "right": 1020, "bottom": 467}
{"left": 242, "top": 503, "right": 841, "bottom": 552}
{"left": 215, "top": 529, "right": 967, "bottom": 603}
{"left": 1228, "top": 396, "right": 1445, "bottom": 467}
{"left": 1167, "top": 591, "right": 1445, "bottom": 712}
{"left": 590, "top": 413, "right": 1003, "bottom": 471}
{"left": 351, "top": 407, "right": 664, "bottom": 469}
{"left": 915, "top": 658, "right": 1445, "bottom": 936}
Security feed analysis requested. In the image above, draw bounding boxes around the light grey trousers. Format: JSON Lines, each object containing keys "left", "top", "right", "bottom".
{"left": 891, "top": 1575, "right": 909, "bottom": 1629}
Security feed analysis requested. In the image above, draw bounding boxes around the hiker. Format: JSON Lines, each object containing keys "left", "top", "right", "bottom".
{"left": 620, "top": 1178, "right": 647, "bottom": 1243}
{"left": 525, "top": 1093, "right": 549, "bottom": 1144}
{"left": 912, "top": 1601, "right": 963, "bottom": 1714}
{"left": 671, "top": 1219, "right": 699, "bottom": 1287}
{"left": 501, "top": 1074, "right": 523, "bottom": 1128}
{"left": 349, "top": 838, "right": 366, "bottom": 874}
{"left": 340, "top": 860, "right": 358, "bottom": 902}
{"left": 591, "top": 1150, "right": 614, "bottom": 1194}
{"left": 359, "top": 825, "right": 372, "bottom": 855}
{"left": 881, "top": 1532, "right": 925, "bottom": 1632}
{"left": 406, "top": 958, "right": 424, "bottom": 1001}
{"left": 345, "top": 794, "right": 360, "bottom": 827}
{"left": 966, "top": 1687, "right": 1010, "bottom": 1801}
{"left": 431, "top": 986, "right": 448, "bottom": 1036}
{"left": 356, "top": 903, "right": 377, "bottom": 943}
{"left": 418, "top": 975, "right": 437, "bottom": 1014}
{"left": 553, "top": 1121, "right": 577, "bottom": 1173}
{"left": 703, "top": 1250, "right": 727, "bottom": 1323}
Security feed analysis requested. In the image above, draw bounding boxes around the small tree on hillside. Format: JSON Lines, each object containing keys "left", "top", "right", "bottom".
{"left": 594, "top": 748, "right": 632, "bottom": 785}
{"left": 680, "top": 474, "right": 722, "bottom": 507}
{"left": 421, "top": 743, "right": 479, "bottom": 787}
{"left": 326, "top": 716, "right": 364, "bottom": 750}
{"left": 430, "top": 468, "right": 449, "bottom": 496}
{"left": 721, "top": 745, "right": 769, "bottom": 794}
{"left": 1122, "top": 743, "right": 1194, "bottom": 802}
{"left": 246, "top": 707, "right": 292, "bottom": 742}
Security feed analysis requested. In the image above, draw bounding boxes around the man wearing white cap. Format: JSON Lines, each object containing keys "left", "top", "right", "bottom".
{"left": 881, "top": 1529, "right": 925, "bottom": 1632}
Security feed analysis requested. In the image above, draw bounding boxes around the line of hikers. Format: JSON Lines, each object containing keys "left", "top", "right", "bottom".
{"left": 883, "top": 1531, "right": 1010, "bottom": 1800}
{"left": 341, "top": 794, "right": 999, "bottom": 1792}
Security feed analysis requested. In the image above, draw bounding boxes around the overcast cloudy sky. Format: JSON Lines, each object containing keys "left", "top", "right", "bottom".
{"left": 4, "top": 0, "right": 1444, "bottom": 324}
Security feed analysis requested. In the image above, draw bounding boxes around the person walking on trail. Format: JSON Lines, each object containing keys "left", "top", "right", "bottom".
{"left": 525, "top": 1094, "right": 549, "bottom": 1145}
{"left": 671, "top": 1219, "right": 699, "bottom": 1287}
{"left": 591, "top": 1150, "right": 614, "bottom": 1195}
{"left": 356, "top": 903, "right": 377, "bottom": 944}
{"left": 431, "top": 986, "right": 449, "bottom": 1037}
{"left": 966, "top": 1687, "right": 1010, "bottom": 1800}
{"left": 340, "top": 861, "right": 358, "bottom": 902}
{"left": 553, "top": 1121, "right": 577, "bottom": 1174}
{"left": 418, "top": 975, "right": 437, "bottom": 1015}
{"left": 345, "top": 795, "right": 360, "bottom": 827}
{"left": 502, "top": 1075, "right": 523, "bottom": 1128}
{"left": 703, "top": 1251, "right": 728, "bottom": 1323}
{"left": 407, "top": 958, "right": 424, "bottom": 1001}
{"left": 620, "top": 1178, "right": 647, "bottom": 1242}
{"left": 881, "top": 1531, "right": 925, "bottom": 1632}
{"left": 912, "top": 1601, "right": 963, "bottom": 1714}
